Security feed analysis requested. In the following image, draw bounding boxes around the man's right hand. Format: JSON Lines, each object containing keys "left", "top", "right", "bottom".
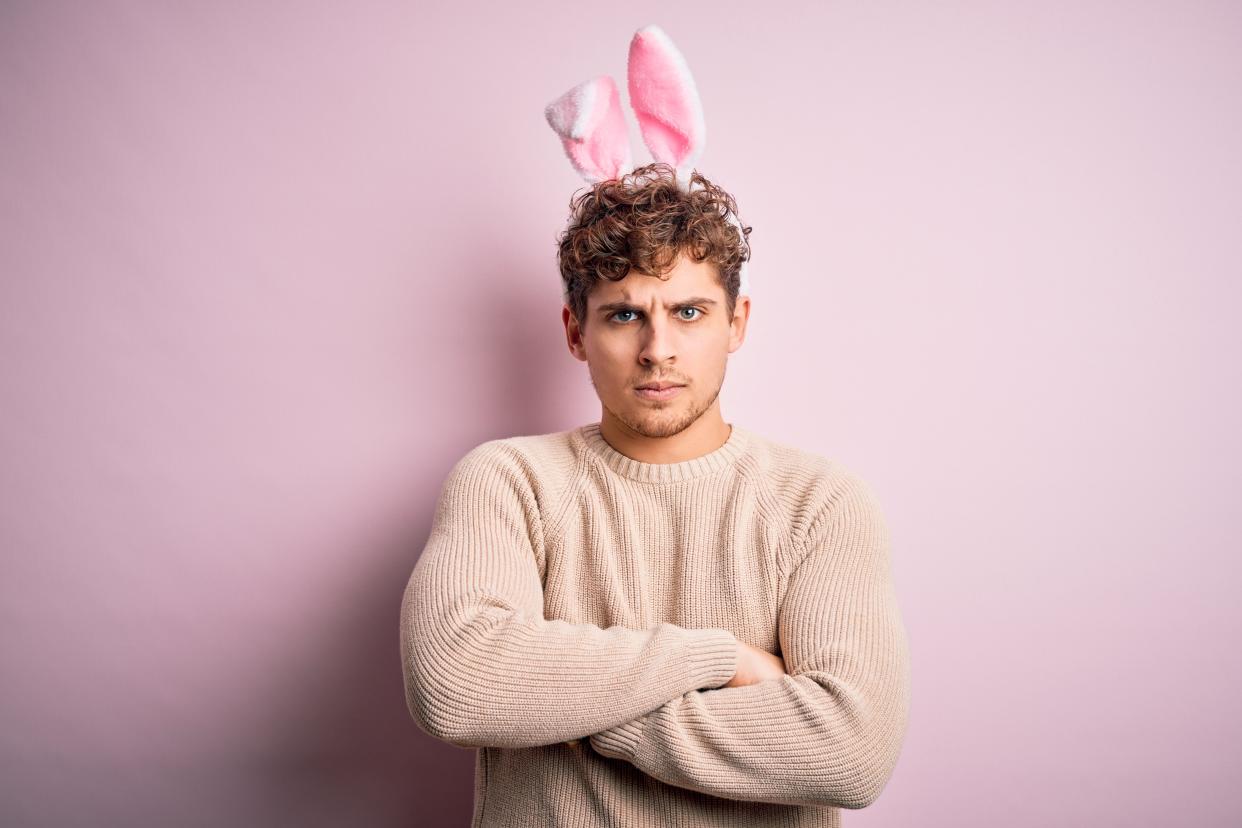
{"left": 724, "top": 640, "right": 788, "bottom": 688}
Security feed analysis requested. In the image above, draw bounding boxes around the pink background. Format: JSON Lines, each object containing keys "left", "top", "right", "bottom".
{"left": 3, "top": 2, "right": 1240, "bottom": 825}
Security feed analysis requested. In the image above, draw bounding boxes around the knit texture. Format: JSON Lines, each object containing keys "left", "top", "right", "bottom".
{"left": 400, "top": 421, "right": 911, "bottom": 827}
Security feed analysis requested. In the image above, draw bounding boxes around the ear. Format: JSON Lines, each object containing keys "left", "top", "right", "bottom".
{"left": 544, "top": 75, "right": 634, "bottom": 183}
{"left": 626, "top": 24, "right": 706, "bottom": 185}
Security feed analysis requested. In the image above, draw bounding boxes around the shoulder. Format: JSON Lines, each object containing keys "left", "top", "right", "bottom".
{"left": 442, "top": 427, "right": 581, "bottom": 517}
{"left": 739, "top": 426, "right": 883, "bottom": 551}
{"left": 458, "top": 426, "right": 579, "bottom": 479}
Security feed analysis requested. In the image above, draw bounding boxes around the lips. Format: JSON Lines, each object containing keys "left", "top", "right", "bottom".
{"left": 635, "top": 383, "right": 685, "bottom": 402}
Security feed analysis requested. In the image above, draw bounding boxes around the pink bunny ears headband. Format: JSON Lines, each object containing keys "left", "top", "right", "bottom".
{"left": 544, "top": 23, "right": 751, "bottom": 297}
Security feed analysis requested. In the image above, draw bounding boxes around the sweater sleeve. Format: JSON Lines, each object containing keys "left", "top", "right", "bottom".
{"left": 587, "top": 473, "right": 911, "bottom": 809}
{"left": 400, "top": 440, "right": 739, "bottom": 750}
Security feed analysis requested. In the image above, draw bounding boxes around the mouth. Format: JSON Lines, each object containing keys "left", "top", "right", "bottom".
{"left": 634, "top": 383, "right": 685, "bottom": 401}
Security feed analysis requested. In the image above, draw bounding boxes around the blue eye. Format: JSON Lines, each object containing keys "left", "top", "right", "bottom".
{"left": 608, "top": 307, "right": 703, "bottom": 324}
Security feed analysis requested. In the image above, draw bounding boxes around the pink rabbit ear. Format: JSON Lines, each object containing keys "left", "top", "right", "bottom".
{"left": 627, "top": 24, "right": 706, "bottom": 187}
{"left": 544, "top": 75, "right": 634, "bottom": 183}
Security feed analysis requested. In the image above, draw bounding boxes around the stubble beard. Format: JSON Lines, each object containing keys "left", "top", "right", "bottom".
{"left": 595, "top": 375, "right": 725, "bottom": 439}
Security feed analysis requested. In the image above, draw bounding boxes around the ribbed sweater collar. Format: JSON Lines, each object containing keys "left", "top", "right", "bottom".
{"left": 576, "top": 421, "right": 751, "bottom": 483}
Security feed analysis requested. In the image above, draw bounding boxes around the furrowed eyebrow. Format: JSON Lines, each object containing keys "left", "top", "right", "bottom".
{"left": 595, "top": 297, "right": 718, "bottom": 316}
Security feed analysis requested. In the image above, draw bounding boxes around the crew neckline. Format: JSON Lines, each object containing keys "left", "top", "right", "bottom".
{"left": 575, "top": 421, "right": 751, "bottom": 483}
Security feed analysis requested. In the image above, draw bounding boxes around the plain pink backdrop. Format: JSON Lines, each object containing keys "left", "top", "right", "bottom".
{"left": 2, "top": 2, "right": 1239, "bottom": 826}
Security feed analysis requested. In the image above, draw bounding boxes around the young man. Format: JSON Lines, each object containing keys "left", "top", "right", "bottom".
{"left": 400, "top": 163, "right": 911, "bottom": 827}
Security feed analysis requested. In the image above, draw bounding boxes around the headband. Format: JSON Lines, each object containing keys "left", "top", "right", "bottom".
{"left": 543, "top": 23, "right": 751, "bottom": 297}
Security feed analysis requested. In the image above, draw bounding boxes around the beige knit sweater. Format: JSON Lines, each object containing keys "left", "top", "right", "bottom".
{"left": 400, "top": 421, "right": 911, "bottom": 827}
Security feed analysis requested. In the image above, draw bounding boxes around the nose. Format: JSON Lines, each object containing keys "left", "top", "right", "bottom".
{"left": 637, "top": 314, "right": 677, "bottom": 366}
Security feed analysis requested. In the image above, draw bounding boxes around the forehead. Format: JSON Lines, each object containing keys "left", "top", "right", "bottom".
{"left": 588, "top": 254, "right": 722, "bottom": 307}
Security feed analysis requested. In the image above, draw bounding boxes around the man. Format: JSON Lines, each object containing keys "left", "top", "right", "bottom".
{"left": 400, "top": 163, "right": 911, "bottom": 827}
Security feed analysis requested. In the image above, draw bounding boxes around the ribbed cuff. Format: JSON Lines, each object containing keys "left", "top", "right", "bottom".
{"left": 684, "top": 627, "right": 739, "bottom": 690}
{"left": 590, "top": 717, "right": 646, "bottom": 761}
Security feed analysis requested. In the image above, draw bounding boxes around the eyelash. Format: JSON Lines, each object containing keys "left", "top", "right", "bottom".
{"left": 609, "top": 308, "right": 703, "bottom": 324}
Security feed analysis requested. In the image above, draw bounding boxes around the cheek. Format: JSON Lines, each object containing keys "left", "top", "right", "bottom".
{"left": 687, "top": 337, "right": 729, "bottom": 366}
{"left": 588, "top": 335, "right": 632, "bottom": 367}
{"left": 584, "top": 345, "right": 629, "bottom": 384}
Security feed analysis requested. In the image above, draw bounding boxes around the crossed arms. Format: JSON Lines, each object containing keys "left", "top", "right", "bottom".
{"left": 399, "top": 441, "right": 911, "bottom": 809}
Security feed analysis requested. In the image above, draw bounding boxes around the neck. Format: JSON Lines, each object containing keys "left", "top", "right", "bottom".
{"left": 597, "top": 404, "right": 732, "bottom": 465}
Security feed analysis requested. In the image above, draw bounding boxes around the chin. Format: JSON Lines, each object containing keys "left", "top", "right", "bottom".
{"left": 625, "top": 401, "right": 700, "bottom": 437}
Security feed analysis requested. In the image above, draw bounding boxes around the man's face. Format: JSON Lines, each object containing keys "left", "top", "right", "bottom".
{"left": 564, "top": 251, "right": 750, "bottom": 439}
